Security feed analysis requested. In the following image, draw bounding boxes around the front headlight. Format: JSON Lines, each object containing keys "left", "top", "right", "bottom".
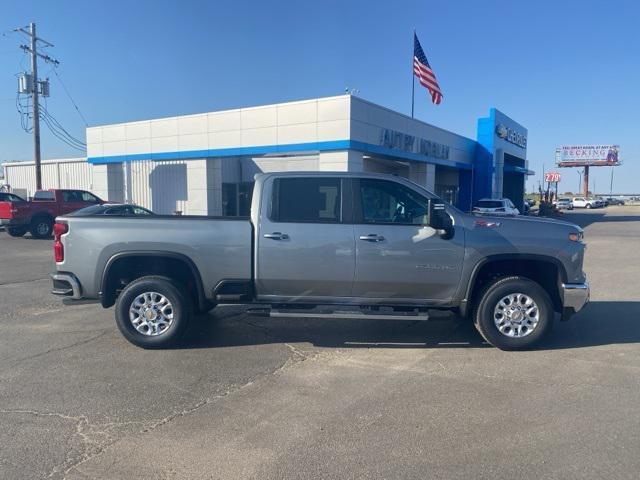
{"left": 569, "top": 231, "right": 584, "bottom": 242}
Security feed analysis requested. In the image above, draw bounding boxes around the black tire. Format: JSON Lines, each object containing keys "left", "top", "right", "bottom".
{"left": 115, "top": 275, "right": 193, "bottom": 349}
{"left": 586, "top": 204, "right": 592, "bottom": 209}
{"left": 30, "top": 216, "right": 53, "bottom": 239}
{"left": 473, "top": 276, "right": 554, "bottom": 351}
{"left": 6, "top": 227, "right": 27, "bottom": 237}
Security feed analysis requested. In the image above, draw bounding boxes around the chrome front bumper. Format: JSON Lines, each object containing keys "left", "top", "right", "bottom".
{"left": 50, "top": 272, "right": 83, "bottom": 300}
{"left": 561, "top": 281, "right": 590, "bottom": 316}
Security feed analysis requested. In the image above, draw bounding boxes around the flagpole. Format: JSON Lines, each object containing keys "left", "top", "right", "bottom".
{"left": 411, "top": 29, "right": 415, "bottom": 118}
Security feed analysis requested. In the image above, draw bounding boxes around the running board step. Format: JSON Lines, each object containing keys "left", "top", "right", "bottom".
{"left": 246, "top": 307, "right": 429, "bottom": 321}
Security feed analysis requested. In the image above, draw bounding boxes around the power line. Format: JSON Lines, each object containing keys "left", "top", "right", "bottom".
{"left": 52, "top": 69, "right": 88, "bottom": 127}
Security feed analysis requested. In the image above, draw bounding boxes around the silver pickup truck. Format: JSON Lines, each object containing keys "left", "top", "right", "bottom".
{"left": 51, "top": 172, "right": 589, "bottom": 350}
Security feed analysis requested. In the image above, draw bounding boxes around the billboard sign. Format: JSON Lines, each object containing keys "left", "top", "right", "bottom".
{"left": 544, "top": 172, "right": 561, "bottom": 183}
{"left": 556, "top": 145, "right": 620, "bottom": 167}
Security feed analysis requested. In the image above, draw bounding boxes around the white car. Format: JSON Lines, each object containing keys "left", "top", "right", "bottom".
{"left": 572, "top": 197, "right": 601, "bottom": 209}
{"left": 554, "top": 198, "right": 573, "bottom": 210}
{"left": 473, "top": 198, "right": 520, "bottom": 216}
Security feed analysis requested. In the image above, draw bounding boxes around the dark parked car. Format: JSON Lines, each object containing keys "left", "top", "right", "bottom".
{"left": 604, "top": 197, "right": 625, "bottom": 206}
{"left": 68, "top": 203, "right": 154, "bottom": 217}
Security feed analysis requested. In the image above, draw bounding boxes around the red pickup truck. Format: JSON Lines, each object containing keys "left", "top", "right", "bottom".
{"left": 0, "top": 189, "right": 105, "bottom": 238}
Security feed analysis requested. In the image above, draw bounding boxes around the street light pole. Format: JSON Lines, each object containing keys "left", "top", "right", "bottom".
{"left": 610, "top": 166, "right": 614, "bottom": 197}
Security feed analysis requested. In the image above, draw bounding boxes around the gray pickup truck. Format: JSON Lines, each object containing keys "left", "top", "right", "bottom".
{"left": 51, "top": 172, "right": 589, "bottom": 350}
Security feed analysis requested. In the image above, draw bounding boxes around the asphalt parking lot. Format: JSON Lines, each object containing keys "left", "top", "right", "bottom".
{"left": 1, "top": 207, "right": 639, "bottom": 479}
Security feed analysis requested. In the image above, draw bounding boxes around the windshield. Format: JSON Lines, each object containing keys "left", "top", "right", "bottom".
{"left": 477, "top": 200, "right": 503, "bottom": 209}
{"left": 0, "top": 193, "right": 26, "bottom": 202}
{"left": 68, "top": 205, "right": 106, "bottom": 216}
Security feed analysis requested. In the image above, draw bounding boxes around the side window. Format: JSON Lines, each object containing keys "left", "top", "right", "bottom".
{"left": 62, "top": 191, "right": 82, "bottom": 202}
{"left": 130, "top": 206, "right": 152, "bottom": 215}
{"left": 104, "top": 206, "right": 126, "bottom": 215}
{"left": 273, "top": 178, "right": 341, "bottom": 223}
{"left": 359, "top": 179, "right": 428, "bottom": 225}
{"left": 80, "top": 191, "right": 100, "bottom": 203}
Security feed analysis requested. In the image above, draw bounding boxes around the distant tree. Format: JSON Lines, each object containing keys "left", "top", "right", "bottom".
{"left": 564, "top": 191, "right": 573, "bottom": 195}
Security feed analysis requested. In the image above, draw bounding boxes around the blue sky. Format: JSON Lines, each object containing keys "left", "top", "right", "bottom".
{"left": 1, "top": 0, "right": 638, "bottom": 193}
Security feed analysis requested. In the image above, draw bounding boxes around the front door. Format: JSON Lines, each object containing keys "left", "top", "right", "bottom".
{"left": 351, "top": 178, "right": 465, "bottom": 302}
{"left": 256, "top": 176, "right": 355, "bottom": 301}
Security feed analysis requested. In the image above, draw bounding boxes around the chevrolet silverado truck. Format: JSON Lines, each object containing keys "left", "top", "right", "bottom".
{"left": 0, "top": 188, "right": 105, "bottom": 238}
{"left": 50, "top": 172, "right": 589, "bottom": 350}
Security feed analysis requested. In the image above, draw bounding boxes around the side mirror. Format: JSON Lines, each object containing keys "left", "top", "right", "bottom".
{"left": 428, "top": 199, "right": 454, "bottom": 236}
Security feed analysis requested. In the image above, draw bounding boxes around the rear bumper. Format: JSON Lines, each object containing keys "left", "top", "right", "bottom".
{"left": 561, "top": 281, "right": 590, "bottom": 320}
{"left": 50, "top": 272, "right": 83, "bottom": 300}
{"left": 0, "top": 218, "right": 28, "bottom": 226}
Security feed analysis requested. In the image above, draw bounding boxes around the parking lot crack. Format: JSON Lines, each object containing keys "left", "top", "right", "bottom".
{"left": 8, "top": 330, "right": 110, "bottom": 366}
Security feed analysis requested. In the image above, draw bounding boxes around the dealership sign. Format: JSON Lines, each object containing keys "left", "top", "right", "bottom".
{"left": 379, "top": 129, "right": 450, "bottom": 160}
{"left": 556, "top": 145, "right": 620, "bottom": 167}
{"left": 495, "top": 123, "right": 527, "bottom": 149}
{"left": 544, "top": 172, "right": 561, "bottom": 183}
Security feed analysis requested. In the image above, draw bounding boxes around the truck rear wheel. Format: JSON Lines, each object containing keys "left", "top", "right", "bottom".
{"left": 6, "top": 227, "right": 27, "bottom": 237}
{"left": 115, "top": 275, "right": 192, "bottom": 349}
{"left": 473, "top": 276, "right": 553, "bottom": 351}
{"left": 30, "top": 216, "right": 53, "bottom": 239}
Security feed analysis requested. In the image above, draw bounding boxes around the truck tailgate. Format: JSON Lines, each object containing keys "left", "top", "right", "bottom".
{"left": 0, "top": 201, "right": 31, "bottom": 220}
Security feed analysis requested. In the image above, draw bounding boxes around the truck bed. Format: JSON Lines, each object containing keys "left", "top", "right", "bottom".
{"left": 56, "top": 215, "right": 252, "bottom": 300}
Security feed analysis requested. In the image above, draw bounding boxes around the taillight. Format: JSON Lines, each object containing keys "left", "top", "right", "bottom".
{"left": 53, "top": 222, "right": 68, "bottom": 263}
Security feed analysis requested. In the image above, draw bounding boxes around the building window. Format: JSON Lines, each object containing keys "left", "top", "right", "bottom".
{"left": 435, "top": 184, "right": 458, "bottom": 206}
{"left": 222, "top": 182, "right": 254, "bottom": 217}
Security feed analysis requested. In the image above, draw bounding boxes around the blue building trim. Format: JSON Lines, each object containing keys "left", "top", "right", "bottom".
{"left": 88, "top": 139, "right": 473, "bottom": 170}
{"left": 88, "top": 140, "right": 352, "bottom": 164}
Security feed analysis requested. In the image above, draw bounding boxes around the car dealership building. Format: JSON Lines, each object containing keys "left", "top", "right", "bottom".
{"left": 4, "top": 95, "right": 533, "bottom": 214}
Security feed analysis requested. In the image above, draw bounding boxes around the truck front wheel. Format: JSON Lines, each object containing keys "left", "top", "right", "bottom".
{"left": 115, "top": 275, "right": 192, "bottom": 349}
{"left": 473, "top": 276, "right": 554, "bottom": 351}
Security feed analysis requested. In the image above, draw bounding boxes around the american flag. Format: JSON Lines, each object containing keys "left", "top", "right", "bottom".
{"left": 413, "top": 33, "right": 442, "bottom": 105}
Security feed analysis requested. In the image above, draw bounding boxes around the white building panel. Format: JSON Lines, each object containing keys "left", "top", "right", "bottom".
{"left": 150, "top": 117, "right": 179, "bottom": 138}
{"left": 277, "top": 123, "right": 317, "bottom": 145}
{"left": 208, "top": 110, "right": 241, "bottom": 132}
{"left": 240, "top": 106, "right": 277, "bottom": 129}
{"left": 276, "top": 100, "right": 317, "bottom": 125}
{"left": 2, "top": 158, "right": 92, "bottom": 198}
{"left": 101, "top": 124, "right": 126, "bottom": 143}
{"left": 125, "top": 121, "right": 151, "bottom": 140}
{"left": 178, "top": 114, "right": 208, "bottom": 135}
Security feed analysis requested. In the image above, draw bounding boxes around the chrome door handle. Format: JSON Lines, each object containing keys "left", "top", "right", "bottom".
{"left": 359, "top": 234, "right": 385, "bottom": 242}
{"left": 264, "top": 232, "right": 289, "bottom": 240}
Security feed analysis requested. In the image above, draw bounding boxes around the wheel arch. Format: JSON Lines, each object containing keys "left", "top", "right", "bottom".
{"left": 99, "top": 251, "right": 208, "bottom": 311}
{"left": 461, "top": 254, "right": 567, "bottom": 317}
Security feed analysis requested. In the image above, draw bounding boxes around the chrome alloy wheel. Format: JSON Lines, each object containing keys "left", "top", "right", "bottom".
{"left": 129, "top": 292, "right": 174, "bottom": 336}
{"left": 493, "top": 293, "right": 540, "bottom": 338}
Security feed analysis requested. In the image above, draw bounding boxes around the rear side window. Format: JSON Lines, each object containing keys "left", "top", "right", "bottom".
{"left": 34, "top": 191, "right": 55, "bottom": 201}
{"left": 273, "top": 178, "right": 341, "bottom": 223}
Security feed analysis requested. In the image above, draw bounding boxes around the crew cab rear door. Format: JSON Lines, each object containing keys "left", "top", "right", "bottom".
{"left": 350, "top": 177, "right": 464, "bottom": 302}
{"left": 255, "top": 176, "right": 355, "bottom": 301}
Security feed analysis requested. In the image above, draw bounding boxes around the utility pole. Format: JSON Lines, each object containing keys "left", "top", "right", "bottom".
{"left": 15, "top": 23, "right": 58, "bottom": 191}
{"left": 30, "top": 23, "right": 41, "bottom": 190}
